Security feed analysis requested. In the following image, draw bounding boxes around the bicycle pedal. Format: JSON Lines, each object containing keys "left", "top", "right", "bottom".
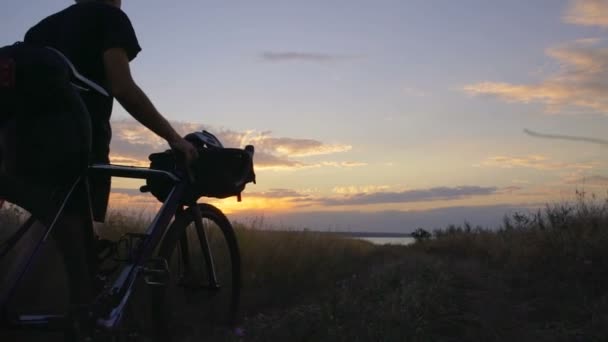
{"left": 142, "top": 257, "right": 170, "bottom": 287}
{"left": 95, "top": 238, "right": 116, "bottom": 260}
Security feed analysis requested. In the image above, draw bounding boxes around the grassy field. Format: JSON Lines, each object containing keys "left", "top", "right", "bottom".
{"left": 0, "top": 193, "right": 604, "bottom": 341}
{"left": 230, "top": 192, "right": 602, "bottom": 341}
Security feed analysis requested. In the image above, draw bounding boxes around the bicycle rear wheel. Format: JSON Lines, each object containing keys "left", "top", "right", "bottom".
{"left": 0, "top": 200, "right": 83, "bottom": 341}
{"left": 155, "top": 203, "right": 241, "bottom": 341}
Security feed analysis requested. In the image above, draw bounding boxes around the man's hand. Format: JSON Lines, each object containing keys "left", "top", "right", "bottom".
{"left": 168, "top": 137, "right": 199, "bottom": 164}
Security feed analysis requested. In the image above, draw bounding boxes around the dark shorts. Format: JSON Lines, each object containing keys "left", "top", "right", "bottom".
{"left": 0, "top": 43, "right": 110, "bottom": 222}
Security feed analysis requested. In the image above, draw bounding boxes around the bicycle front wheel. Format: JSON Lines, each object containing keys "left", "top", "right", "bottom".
{"left": 155, "top": 203, "right": 241, "bottom": 340}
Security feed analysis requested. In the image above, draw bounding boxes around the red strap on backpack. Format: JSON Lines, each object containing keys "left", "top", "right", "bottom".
{"left": 0, "top": 57, "right": 15, "bottom": 88}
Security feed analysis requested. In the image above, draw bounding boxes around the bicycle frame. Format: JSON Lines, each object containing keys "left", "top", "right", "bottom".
{"left": 0, "top": 163, "right": 202, "bottom": 332}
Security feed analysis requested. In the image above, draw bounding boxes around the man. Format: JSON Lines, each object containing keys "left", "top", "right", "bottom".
{"left": 1, "top": 0, "right": 198, "bottom": 310}
{"left": 24, "top": 0, "right": 198, "bottom": 219}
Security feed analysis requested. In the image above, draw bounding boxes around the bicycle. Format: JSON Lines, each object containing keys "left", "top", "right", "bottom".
{"left": 0, "top": 131, "right": 255, "bottom": 341}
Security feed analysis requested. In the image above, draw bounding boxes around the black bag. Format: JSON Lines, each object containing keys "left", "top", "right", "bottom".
{"left": 0, "top": 47, "right": 17, "bottom": 122}
{"left": 0, "top": 42, "right": 91, "bottom": 184}
{"left": 146, "top": 145, "right": 256, "bottom": 204}
{"left": 0, "top": 42, "right": 74, "bottom": 119}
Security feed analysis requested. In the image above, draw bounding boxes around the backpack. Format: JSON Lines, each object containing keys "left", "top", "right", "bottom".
{"left": 0, "top": 42, "right": 91, "bottom": 184}
{"left": 144, "top": 133, "right": 256, "bottom": 203}
{"left": 0, "top": 41, "right": 109, "bottom": 124}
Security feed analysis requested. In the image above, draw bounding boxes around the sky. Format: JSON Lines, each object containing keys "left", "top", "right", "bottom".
{"left": 3, "top": 0, "right": 608, "bottom": 232}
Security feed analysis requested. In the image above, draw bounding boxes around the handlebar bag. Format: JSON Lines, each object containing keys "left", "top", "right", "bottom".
{"left": 146, "top": 147, "right": 255, "bottom": 204}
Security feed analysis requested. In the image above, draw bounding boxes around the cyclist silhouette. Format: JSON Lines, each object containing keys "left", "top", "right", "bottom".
{"left": 0, "top": 0, "right": 198, "bottom": 307}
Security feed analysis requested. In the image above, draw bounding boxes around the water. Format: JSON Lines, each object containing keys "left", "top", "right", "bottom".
{"left": 356, "top": 236, "right": 415, "bottom": 246}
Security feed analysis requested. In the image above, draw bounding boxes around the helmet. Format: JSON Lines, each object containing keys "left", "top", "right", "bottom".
{"left": 185, "top": 130, "right": 223, "bottom": 149}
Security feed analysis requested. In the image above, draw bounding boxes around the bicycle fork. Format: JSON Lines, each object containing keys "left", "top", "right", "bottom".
{"left": 188, "top": 204, "right": 221, "bottom": 290}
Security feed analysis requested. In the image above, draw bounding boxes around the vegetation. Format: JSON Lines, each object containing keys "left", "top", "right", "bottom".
{"left": 406, "top": 191, "right": 603, "bottom": 341}
{"left": 0, "top": 192, "right": 604, "bottom": 341}
{"left": 235, "top": 192, "right": 603, "bottom": 341}
{"left": 411, "top": 227, "right": 432, "bottom": 242}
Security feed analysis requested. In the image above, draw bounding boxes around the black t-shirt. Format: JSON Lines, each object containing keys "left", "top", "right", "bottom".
{"left": 24, "top": 2, "right": 141, "bottom": 162}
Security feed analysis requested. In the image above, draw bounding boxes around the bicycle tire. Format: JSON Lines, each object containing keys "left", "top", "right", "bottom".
{"left": 154, "top": 203, "right": 241, "bottom": 341}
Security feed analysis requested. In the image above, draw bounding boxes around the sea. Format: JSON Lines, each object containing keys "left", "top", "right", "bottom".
{"left": 354, "top": 236, "right": 415, "bottom": 246}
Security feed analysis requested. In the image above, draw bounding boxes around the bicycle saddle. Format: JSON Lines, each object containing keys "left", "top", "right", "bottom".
{"left": 46, "top": 47, "right": 109, "bottom": 97}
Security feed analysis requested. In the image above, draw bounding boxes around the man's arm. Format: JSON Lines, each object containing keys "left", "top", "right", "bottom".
{"left": 103, "top": 47, "right": 198, "bottom": 162}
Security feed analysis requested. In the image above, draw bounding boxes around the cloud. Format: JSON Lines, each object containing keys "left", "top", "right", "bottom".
{"left": 243, "top": 185, "right": 504, "bottom": 207}
{"left": 478, "top": 155, "right": 596, "bottom": 170}
{"left": 108, "top": 183, "right": 509, "bottom": 214}
{"left": 243, "top": 132, "right": 352, "bottom": 157}
{"left": 463, "top": 39, "right": 608, "bottom": 113}
{"left": 317, "top": 161, "right": 367, "bottom": 168}
{"left": 108, "top": 190, "right": 160, "bottom": 210}
{"left": 109, "top": 120, "right": 357, "bottom": 170}
{"left": 260, "top": 51, "right": 357, "bottom": 63}
{"left": 333, "top": 185, "right": 391, "bottom": 194}
{"left": 251, "top": 152, "right": 306, "bottom": 169}
{"left": 105, "top": 198, "right": 541, "bottom": 232}
{"left": 243, "top": 153, "right": 365, "bottom": 170}
{"left": 524, "top": 129, "right": 608, "bottom": 146}
{"left": 565, "top": 174, "right": 608, "bottom": 185}
{"left": 230, "top": 204, "right": 542, "bottom": 232}
{"left": 498, "top": 186, "right": 523, "bottom": 193}
{"left": 563, "top": 0, "right": 608, "bottom": 27}
{"left": 245, "top": 188, "right": 309, "bottom": 198}
{"left": 314, "top": 186, "right": 499, "bottom": 206}
{"left": 108, "top": 155, "right": 150, "bottom": 167}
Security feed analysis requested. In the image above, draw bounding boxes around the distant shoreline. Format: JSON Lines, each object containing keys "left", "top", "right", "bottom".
{"left": 313, "top": 231, "right": 413, "bottom": 238}
{"left": 241, "top": 228, "right": 415, "bottom": 238}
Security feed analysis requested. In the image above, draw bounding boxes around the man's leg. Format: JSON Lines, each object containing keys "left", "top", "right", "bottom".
{"left": 51, "top": 196, "right": 100, "bottom": 342}
{"left": 51, "top": 213, "right": 98, "bottom": 306}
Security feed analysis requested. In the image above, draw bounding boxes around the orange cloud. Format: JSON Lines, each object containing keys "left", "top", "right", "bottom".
{"left": 109, "top": 154, "right": 150, "bottom": 167}
{"left": 108, "top": 188, "right": 304, "bottom": 216}
{"left": 108, "top": 185, "right": 502, "bottom": 215}
{"left": 108, "top": 192, "right": 161, "bottom": 213}
{"left": 237, "top": 131, "right": 351, "bottom": 157}
{"left": 564, "top": 0, "right": 608, "bottom": 27}
{"left": 332, "top": 185, "right": 391, "bottom": 194}
{"left": 464, "top": 39, "right": 608, "bottom": 113}
{"left": 208, "top": 196, "right": 297, "bottom": 214}
{"left": 477, "top": 155, "right": 597, "bottom": 170}
{"left": 109, "top": 120, "right": 360, "bottom": 171}
{"left": 565, "top": 174, "right": 608, "bottom": 186}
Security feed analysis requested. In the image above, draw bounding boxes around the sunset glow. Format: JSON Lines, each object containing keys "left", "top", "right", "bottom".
{"left": 3, "top": 0, "right": 608, "bottom": 232}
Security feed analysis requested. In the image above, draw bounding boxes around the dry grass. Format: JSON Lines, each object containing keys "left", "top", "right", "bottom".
{"left": 1, "top": 192, "right": 605, "bottom": 341}
{"left": 228, "top": 192, "right": 605, "bottom": 341}
{"left": 407, "top": 191, "right": 604, "bottom": 341}
{"left": 233, "top": 224, "right": 378, "bottom": 314}
{"left": 416, "top": 191, "right": 600, "bottom": 285}
{"left": 96, "top": 211, "right": 379, "bottom": 315}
